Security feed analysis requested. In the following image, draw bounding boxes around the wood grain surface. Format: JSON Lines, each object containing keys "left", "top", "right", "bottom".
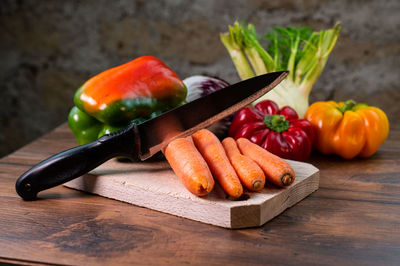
{"left": 0, "top": 123, "right": 399, "bottom": 265}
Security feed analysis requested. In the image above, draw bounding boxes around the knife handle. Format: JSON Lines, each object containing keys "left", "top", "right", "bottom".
{"left": 15, "top": 123, "right": 140, "bottom": 200}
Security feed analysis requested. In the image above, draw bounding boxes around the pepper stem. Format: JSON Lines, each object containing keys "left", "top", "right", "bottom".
{"left": 263, "top": 114, "right": 290, "bottom": 133}
{"left": 337, "top": 100, "right": 356, "bottom": 114}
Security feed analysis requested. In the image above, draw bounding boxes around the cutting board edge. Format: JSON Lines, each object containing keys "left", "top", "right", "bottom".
{"left": 229, "top": 167, "right": 320, "bottom": 229}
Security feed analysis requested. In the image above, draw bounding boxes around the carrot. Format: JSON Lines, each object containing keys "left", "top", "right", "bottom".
{"left": 192, "top": 129, "right": 243, "bottom": 198}
{"left": 236, "top": 138, "right": 295, "bottom": 187}
{"left": 222, "top": 137, "right": 265, "bottom": 191}
{"left": 164, "top": 136, "right": 215, "bottom": 196}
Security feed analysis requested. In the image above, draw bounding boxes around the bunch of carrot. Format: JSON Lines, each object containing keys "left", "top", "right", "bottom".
{"left": 164, "top": 129, "right": 295, "bottom": 198}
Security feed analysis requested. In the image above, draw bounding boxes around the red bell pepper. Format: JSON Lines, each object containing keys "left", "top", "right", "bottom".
{"left": 228, "top": 100, "right": 314, "bottom": 161}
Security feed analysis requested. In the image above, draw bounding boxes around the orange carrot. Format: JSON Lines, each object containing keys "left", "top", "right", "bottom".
{"left": 164, "top": 136, "right": 215, "bottom": 196}
{"left": 192, "top": 129, "right": 243, "bottom": 198}
{"left": 236, "top": 138, "right": 295, "bottom": 187}
{"left": 222, "top": 137, "right": 265, "bottom": 191}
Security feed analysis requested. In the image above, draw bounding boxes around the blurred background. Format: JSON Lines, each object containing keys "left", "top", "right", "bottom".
{"left": 1, "top": 0, "right": 399, "bottom": 157}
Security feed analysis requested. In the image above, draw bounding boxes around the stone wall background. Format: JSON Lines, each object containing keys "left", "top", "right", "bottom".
{"left": 1, "top": 0, "right": 399, "bottom": 157}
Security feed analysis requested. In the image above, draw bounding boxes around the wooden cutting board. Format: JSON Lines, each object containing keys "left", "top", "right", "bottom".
{"left": 65, "top": 159, "right": 319, "bottom": 229}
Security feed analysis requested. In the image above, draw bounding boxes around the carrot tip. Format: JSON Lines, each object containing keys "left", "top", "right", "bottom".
{"left": 252, "top": 180, "right": 264, "bottom": 191}
{"left": 201, "top": 183, "right": 211, "bottom": 192}
{"left": 281, "top": 174, "right": 293, "bottom": 186}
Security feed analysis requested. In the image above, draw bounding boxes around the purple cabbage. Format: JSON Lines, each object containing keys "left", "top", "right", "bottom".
{"left": 183, "top": 75, "right": 232, "bottom": 139}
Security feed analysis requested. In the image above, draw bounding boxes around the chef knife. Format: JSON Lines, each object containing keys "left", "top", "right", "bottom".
{"left": 15, "top": 71, "right": 288, "bottom": 200}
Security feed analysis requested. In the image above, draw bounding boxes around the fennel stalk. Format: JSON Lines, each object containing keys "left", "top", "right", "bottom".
{"left": 220, "top": 22, "right": 341, "bottom": 117}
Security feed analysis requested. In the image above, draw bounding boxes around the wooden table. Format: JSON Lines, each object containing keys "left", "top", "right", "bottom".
{"left": 1, "top": 123, "right": 399, "bottom": 265}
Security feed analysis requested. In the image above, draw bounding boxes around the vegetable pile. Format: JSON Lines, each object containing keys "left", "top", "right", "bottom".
{"left": 219, "top": 22, "right": 389, "bottom": 161}
{"left": 67, "top": 55, "right": 297, "bottom": 198}
{"left": 220, "top": 22, "right": 341, "bottom": 118}
{"left": 66, "top": 19, "right": 390, "bottom": 198}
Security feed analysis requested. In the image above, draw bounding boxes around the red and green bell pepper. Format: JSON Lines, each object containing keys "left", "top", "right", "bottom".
{"left": 228, "top": 100, "right": 314, "bottom": 161}
{"left": 68, "top": 56, "right": 187, "bottom": 145}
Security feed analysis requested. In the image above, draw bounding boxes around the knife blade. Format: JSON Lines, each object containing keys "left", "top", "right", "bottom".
{"left": 15, "top": 71, "right": 288, "bottom": 200}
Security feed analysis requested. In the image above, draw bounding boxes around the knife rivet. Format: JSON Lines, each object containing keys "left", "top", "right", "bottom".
{"left": 25, "top": 183, "right": 31, "bottom": 191}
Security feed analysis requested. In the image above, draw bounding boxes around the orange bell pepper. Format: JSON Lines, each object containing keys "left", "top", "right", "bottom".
{"left": 305, "top": 100, "right": 389, "bottom": 159}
